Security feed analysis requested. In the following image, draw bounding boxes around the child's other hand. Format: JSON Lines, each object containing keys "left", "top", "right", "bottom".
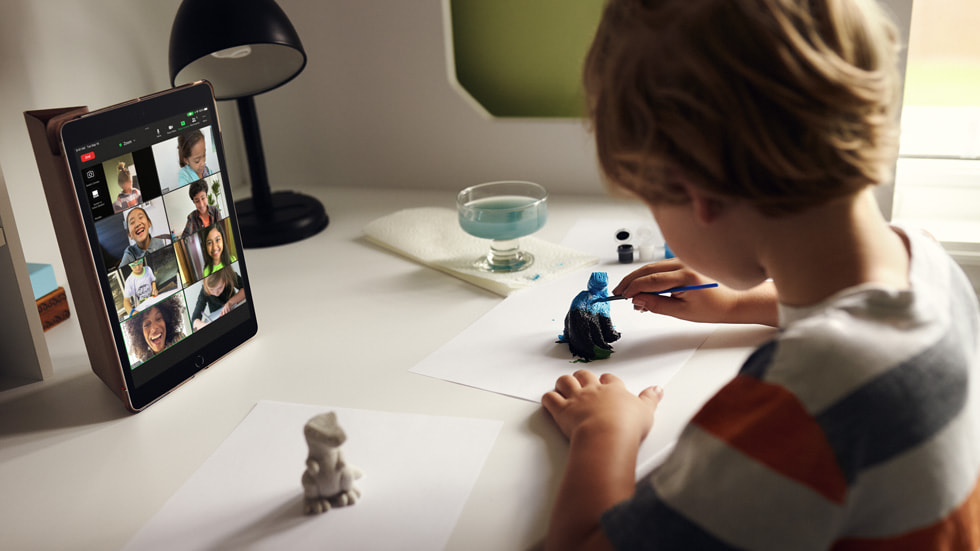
{"left": 542, "top": 370, "right": 662, "bottom": 444}
{"left": 614, "top": 259, "right": 749, "bottom": 324}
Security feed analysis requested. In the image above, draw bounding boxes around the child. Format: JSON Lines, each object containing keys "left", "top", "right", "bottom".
{"left": 180, "top": 179, "right": 221, "bottom": 239}
{"left": 541, "top": 1, "right": 980, "bottom": 549}
{"left": 200, "top": 222, "right": 236, "bottom": 277}
{"left": 119, "top": 207, "right": 171, "bottom": 267}
{"left": 191, "top": 266, "right": 244, "bottom": 330}
{"left": 177, "top": 129, "right": 213, "bottom": 187}
{"left": 121, "top": 257, "right": 157, "bottom": 315}
{"left": 112, "top": 162, "right": 142, "bottom": 212}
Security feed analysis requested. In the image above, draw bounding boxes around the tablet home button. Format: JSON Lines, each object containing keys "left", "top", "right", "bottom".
{"left": 194, "top": 355, "right": 206, "bottom": 368}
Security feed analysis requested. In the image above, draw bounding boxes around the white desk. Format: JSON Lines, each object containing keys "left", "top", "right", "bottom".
{"left": 0, "top": 186, "right": 774, "bottom": 550}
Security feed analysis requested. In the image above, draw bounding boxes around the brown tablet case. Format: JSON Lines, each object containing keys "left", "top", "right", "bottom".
{"left": 25, "top": 107, "right": 132, "bottom": 410}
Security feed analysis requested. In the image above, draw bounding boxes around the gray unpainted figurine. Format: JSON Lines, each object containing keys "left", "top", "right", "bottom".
{"left": 301, "top": 411, "right": 363, "bottom": 515}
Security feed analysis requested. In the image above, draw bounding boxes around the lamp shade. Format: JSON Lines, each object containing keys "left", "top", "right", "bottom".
{"left": 169, "top": 0, "right": 307, "bottom": 100}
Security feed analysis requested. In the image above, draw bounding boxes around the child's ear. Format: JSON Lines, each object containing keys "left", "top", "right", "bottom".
{"left": 683, "top": 182, "right": 726, "bottom": 225}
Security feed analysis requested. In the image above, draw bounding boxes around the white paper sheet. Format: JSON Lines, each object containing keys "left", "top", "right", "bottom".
{"left": 125, "top": 401, "right": 502, "bottom": 551}
{"left": 411, "top": 219, "right": 719, "bottom": 402}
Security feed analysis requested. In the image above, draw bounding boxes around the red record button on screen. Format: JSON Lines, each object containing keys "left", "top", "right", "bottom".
{"left": 80, "top": 151, "right": 95, "bottom": 162}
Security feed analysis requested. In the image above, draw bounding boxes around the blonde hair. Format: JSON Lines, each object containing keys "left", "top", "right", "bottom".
{"left": 203, "top": 266, "right": 238, "bottom": 300}
{"left": 585, "top": 0, "right": 902, "bottom": 214}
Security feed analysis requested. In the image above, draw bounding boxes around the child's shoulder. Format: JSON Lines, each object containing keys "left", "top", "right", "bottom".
{"left": 746, "top": 289, "right": 919, "bottom": 402}
{"left": 776, "top": 289, "right": 918, "bottom": 358}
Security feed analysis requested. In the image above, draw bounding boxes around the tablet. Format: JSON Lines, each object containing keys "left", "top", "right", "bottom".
{"left": 56, "top": 82, "right": 257, "bottom": 411}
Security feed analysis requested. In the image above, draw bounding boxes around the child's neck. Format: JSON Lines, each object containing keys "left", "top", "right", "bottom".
{"left": 758, "top": 190, "right": 910, "bottom": 307}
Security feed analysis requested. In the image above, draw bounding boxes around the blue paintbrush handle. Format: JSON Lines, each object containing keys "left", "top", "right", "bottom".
{"left": 591, "top": 283, "right": 719, "bottom": 303}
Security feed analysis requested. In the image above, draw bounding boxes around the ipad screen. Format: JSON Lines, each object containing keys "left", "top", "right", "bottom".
{"left": 61, "top": 83, "right": 257, "bottom": 409}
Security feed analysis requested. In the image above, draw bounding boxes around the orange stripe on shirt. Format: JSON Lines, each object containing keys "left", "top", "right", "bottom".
{"left": 692, "top": 375, "right": 848, "bottom": 504}
{"left": 831, "top": 473, "right": 980, "bottom": 551}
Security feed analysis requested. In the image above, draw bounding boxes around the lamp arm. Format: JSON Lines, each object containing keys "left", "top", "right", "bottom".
{"left": 236, "top": 96, "right": 273, "bottom": 218}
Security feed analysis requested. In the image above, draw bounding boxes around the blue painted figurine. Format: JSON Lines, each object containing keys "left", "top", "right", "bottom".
{"left": 557, "top": 272, "right": 621, "bottom": 361}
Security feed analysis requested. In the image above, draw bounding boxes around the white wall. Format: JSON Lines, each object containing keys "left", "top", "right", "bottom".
{"left": 0, "top": 0, "right": 603, "bottom": 278}
{"left": 264, "top": 0, "right": 600, "bottom": 192}
{"left": 1, "top": 0, "right": 180, "bottom": 272}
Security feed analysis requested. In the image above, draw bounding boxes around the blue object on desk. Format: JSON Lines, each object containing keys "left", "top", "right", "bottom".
{"left": 27, "top": 263, "right": 57, "bottom": 300}
{"left": 590, "top": 283, "right": 719, "bottom": 303}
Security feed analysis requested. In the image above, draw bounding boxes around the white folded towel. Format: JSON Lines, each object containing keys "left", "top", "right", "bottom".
{"left": 364, "top": 207, "right": 598, "bottom": 296}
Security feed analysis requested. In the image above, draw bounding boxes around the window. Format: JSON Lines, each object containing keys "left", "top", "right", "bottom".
{"left": 898, "top": 0, "right": 980, "bottom": 161}
{"left": 893, "top": 0, "right": 980, "bottom": 293}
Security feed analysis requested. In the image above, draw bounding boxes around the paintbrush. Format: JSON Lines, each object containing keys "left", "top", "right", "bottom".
{"left": 590, "top": 283, "right": 719, "bottom": 303}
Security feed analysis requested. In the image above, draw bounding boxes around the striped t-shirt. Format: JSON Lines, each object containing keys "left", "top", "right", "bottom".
{"left": 603, "top": 227, "right": 980, "bottom": 549}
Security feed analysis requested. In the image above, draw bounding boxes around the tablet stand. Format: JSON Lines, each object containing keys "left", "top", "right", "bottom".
{"left": 25, "top": 107, "right": 131, "bottom": 410}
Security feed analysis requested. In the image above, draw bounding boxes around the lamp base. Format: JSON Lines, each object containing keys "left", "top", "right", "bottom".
{"left": 235, "top": 191, "right": 329, "bottom": 248}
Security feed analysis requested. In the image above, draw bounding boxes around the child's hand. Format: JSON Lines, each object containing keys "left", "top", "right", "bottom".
{"left": 542, "top": 371, "right": 662, "bottom": 551}
{"left": 613, "top": 259, "right": 763, "bottom": 324}
{"left": 542, "top": 370, "right": 662, "bottom": 444}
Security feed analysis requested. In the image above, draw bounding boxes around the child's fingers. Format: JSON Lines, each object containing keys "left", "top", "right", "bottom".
{"left": 639, "top": 385, "right": 665, "bottom": 407}
{"left": 617, "top": 265, "right": 700, "bottom": 299}
{"left": 572, "top": 369, "right": 601, "bottom": 387}
{"left": 597, "top": 372, "right": 625, "bottom": 386}
{"left": 541, "top": 390, "right": 566, "bottom": 413}
{"left": 613, "top": 259, "right": 684, "bottom": 295}
{"left": 554, "top": 372, "right": 584, "bottom": 397}
{"left": 623, "top": 273, "right": 693, "bottom": 298}
{"left": 547, "top": 370, "right": 605, "bottom": 404}
{"left": 632, "top": 293, "right": 690, "bottom": 317}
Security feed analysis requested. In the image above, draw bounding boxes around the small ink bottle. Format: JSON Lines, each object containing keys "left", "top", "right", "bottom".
{"left": 615, "top": 229, "right": 634, "bottom": 263}
{"left": 618, "top": 244, "right": 635, "bottom": 263}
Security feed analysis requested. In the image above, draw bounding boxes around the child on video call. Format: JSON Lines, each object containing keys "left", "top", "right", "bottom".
{"left": 191, "top": 266, "right": 244, "bottom": 330}
{"left": 119, "top": 206, "right": 170, "bottom": 267}
{"left": 112, "top": 161, "right": 141, "bottom": 212}
{"left": 201, "top": 223, "right": 236, "bottom": 278}
{"left": 540, "top": 1, "right": 980, "bottom": 549}
{"left": 180, "top": 179, "right": 221, "bottom": 239}
{"left": 177, "top": 129, "right": 213, "bottom": 187}
{"left": 121, "top": 257, "right": 157, "bottom": 315}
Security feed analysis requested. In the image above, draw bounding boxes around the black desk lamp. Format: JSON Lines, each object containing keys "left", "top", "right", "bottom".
{"left": 169, "top": 0, "right": 328, "bottom": 248}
